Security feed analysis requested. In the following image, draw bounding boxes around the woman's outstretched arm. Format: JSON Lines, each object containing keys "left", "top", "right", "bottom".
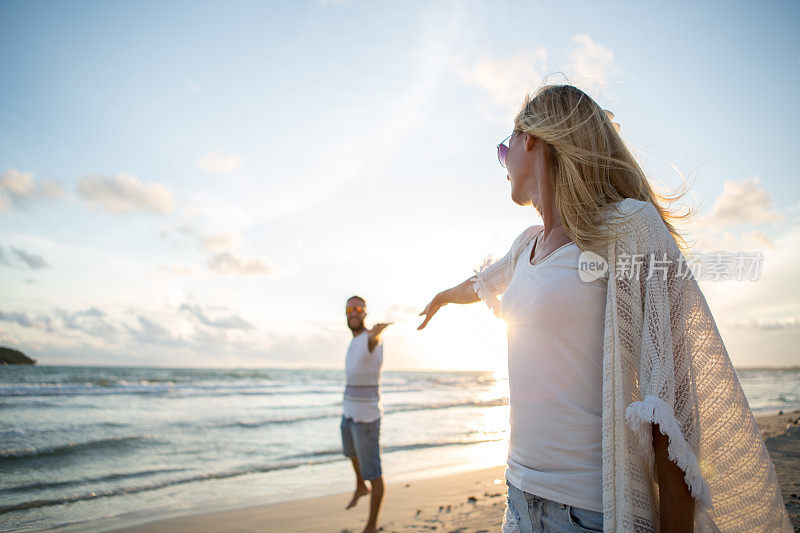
{"left": 417, "top": 276, "right": 480, "bottom": 330}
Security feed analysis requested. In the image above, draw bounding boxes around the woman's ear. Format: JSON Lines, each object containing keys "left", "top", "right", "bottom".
{"left": 524, "top": 133, "right": 537, "bottom": 152}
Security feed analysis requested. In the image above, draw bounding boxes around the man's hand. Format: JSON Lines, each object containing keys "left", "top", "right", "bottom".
{"left": 368, "top": 322, "right": 392, "bottom": 352}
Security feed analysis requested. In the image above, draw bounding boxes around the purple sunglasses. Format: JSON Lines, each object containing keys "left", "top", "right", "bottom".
{"left": 497, "top": 132, "right": 514, "bottom": 168}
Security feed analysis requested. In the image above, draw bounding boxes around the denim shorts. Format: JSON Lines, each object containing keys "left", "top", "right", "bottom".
{"left": 503, "top": 480, "right": 603, "bottom": 533}
{"left": 340, "top": 415, "right": 382, "bottom": 481}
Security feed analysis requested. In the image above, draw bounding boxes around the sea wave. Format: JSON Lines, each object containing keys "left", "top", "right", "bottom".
{"left": 0, "top": 468, "right": 184, "bottom": 495}
{"left": 0, "top": 437, "right": 501, "bottom": 515}
{"left": 293, "top": 437, "right": 504, "bottom": 459}
{"left": 204, "top": 398, "right": 509, "bottom": 429}
{"left": 0, "top": 383, "right": 341, "bottom": 398}
{"left": 0, "top": 435, "right": 154, "bottom": 461}
{"left": 384, "top": 398, "right": 508, "bottom": 414}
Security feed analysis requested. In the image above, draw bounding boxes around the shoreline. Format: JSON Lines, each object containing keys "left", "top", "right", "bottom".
{"left": 57, "top": 409, "right": 800, "bottom": 533}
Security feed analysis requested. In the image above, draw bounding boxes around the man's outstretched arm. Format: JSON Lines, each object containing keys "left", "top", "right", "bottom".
{"left": 368, "top": 323, "right": 392, "bottom": 353}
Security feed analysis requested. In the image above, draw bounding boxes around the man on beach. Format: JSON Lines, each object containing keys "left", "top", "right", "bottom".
{"left": 341, "top": 295, "right": 391, "bottom": 533}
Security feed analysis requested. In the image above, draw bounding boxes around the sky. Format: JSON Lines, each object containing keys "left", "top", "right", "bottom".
{"left": 1, "top": 0, "right": 798, "bottom": 371}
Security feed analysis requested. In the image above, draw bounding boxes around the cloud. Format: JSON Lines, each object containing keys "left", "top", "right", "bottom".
{"left": 722, "top": 317, "right": 800, "bottom": 331}
{"left": 0, "top": 303, "right": 255, "bottom": 350}
{"left": 709, "top": 176, "right": 784, "bottom": 227}
{"left": 566, "top": 34, "right": 616, "bottom": 90}
{"left": 11, "top": 247, "right": 48, "bottom": 269}
{"left": 199, "top": 231, "right": 242, "bottom": 252}
{"left": 208, "top": 251, "right": 274, "bottom": 275}
{"left": 125, "top": 316, "right": 179, "bottom": 344}
{"left": 695, "top": 229, "right": 777, "bottom": 252}
{"left": 157, "top": 224, "right": 270, "bottom": 276}
{"left": 0, "top": 245, "right": 49, "bottom": 270}
{"left": 196, "top": 151, "right": 243, "bottom": 174}
{"left": 179, "top": 303, "right": 253, "bottom": 330}
{"left": 696, "top": 213, "right": 800, "bottom": 367}
{"left": 458, "top": 35, "right": 617, "bottom": 119}
{"left": 689, "top": 176, "right": 786, "bottom": 252}
{"left": 77, "top": 173, "right": 174, "bottom": 214}
{"left": 459, "top": 48, "right": 548, "bottom": 116}
{"left": 0, "top": 168, "right": 65, "bottom": 211}
{"left": 160, "top": 225, "right": 241, "bottom": 253}
{"left": 0, "top": 310, "right": 57, "bottom": 331}
{"left": 57, "top": 308, "right": 117, "bottom": 338}
{"left": 0, "top": 307, "right": 118, "bottom": 339}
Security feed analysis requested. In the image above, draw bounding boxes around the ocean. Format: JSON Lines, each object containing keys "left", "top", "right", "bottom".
{"left": 1, "top": 365, "right": 798, "bottom": 531}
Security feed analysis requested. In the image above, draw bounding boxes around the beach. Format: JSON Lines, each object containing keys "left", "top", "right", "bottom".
{"left": 94, "top": 409, "right": 799, "bottom": 533}
{"left": 3, "top": 367, "right": 797, "bottom": 532}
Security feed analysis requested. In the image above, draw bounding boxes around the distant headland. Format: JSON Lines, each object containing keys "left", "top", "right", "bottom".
{"left": 0, "top": 346, "right": 36, "bottom": 365}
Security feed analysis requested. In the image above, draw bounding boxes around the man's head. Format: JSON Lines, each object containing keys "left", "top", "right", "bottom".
{"left": 345, "top": 295, "right": 367, "bottom": 332}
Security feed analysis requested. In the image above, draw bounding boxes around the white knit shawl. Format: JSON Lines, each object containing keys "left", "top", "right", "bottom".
{"left": 475, "top": 198, "right": 791, "bottom": 532}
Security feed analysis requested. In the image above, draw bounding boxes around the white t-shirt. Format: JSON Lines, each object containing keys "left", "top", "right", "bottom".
{"left": 500, "top": 232, "right": 608, "bottom": 513}
{"left": 342, "top": 331, "right": 383, "bottom": 423}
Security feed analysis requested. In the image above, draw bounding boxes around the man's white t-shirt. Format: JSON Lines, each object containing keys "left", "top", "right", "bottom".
{"left": 343, "top": 331, "right": 383, "bottom": 423}
{"left": 500, "top": 232, "right": 608, "bottom": 513}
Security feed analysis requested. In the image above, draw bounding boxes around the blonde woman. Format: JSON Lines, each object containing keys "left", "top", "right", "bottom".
{"left": 417, "top": 85, "right": 791, "bottom": 532}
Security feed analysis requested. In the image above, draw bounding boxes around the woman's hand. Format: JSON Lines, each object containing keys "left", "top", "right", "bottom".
{"left": 417, "top": 277, "right": 482, "bottom": 330}
{"left": 417, "top": 292, "right": 447, "bottom": 330}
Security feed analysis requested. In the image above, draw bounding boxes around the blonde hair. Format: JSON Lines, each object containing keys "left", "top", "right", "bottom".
{"left": 514, "top": 84, "right": 693, "bottom": 252}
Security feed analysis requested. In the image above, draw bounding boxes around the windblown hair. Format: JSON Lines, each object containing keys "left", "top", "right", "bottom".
{"left": 514, "top": 84, "right": 693, "bottom": 252}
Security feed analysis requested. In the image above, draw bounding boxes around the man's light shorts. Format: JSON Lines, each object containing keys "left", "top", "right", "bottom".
{"left": 340, "top": 415, "right": 382, "bottom": 481}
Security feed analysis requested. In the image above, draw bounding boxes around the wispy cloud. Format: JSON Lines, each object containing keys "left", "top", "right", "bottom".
{"left": 0, "top": 307, "right": 117, "bottom": 339}
{"left": 179, "top": 303, "right": 253, "bottom": 330}
{"left": 0, "top": 310, "right": 57, "bottom": 331}
{"left": 0, "top": 245, "right": 49, "bottom": 269}
{"left": 458, "top": 34, "right": 618, "bottom": 120}
{"left": 11, "top": 247, "right": 48, "bottom": 269}
{"left": 208, "top": 251, "right": 274, "bottom": 275}
{"left": 157, "top": 224, "right": 265, "bottom": 276}
{"left": 58, "top": 308, "right": 117, "bottom": 338}
{"left": 566, "top": 34, "right": 617, "bottom": 92}
{"left": 125, "top": 316, "right": 180, "bottom": 345}
{"left": 78, "top": 173, "right": 174, "bottom": 214}
{"left": 199, "top": 231, "right": 242, "bottom": 253}
{"left": 459, "top": 47, "right": 548, "bottom": 117}
{"left": 159, "top": 225, "right": 242, "bottom": 253}
{"left": 196, "top": 151, "right": 243, "bottom": 175}
{"left": 0, "top": 168, "right": 65, "bottom": 211}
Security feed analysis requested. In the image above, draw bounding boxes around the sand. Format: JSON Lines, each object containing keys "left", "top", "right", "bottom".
{"left": 101, "top": 409, "right": 799, "bottom": 533}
